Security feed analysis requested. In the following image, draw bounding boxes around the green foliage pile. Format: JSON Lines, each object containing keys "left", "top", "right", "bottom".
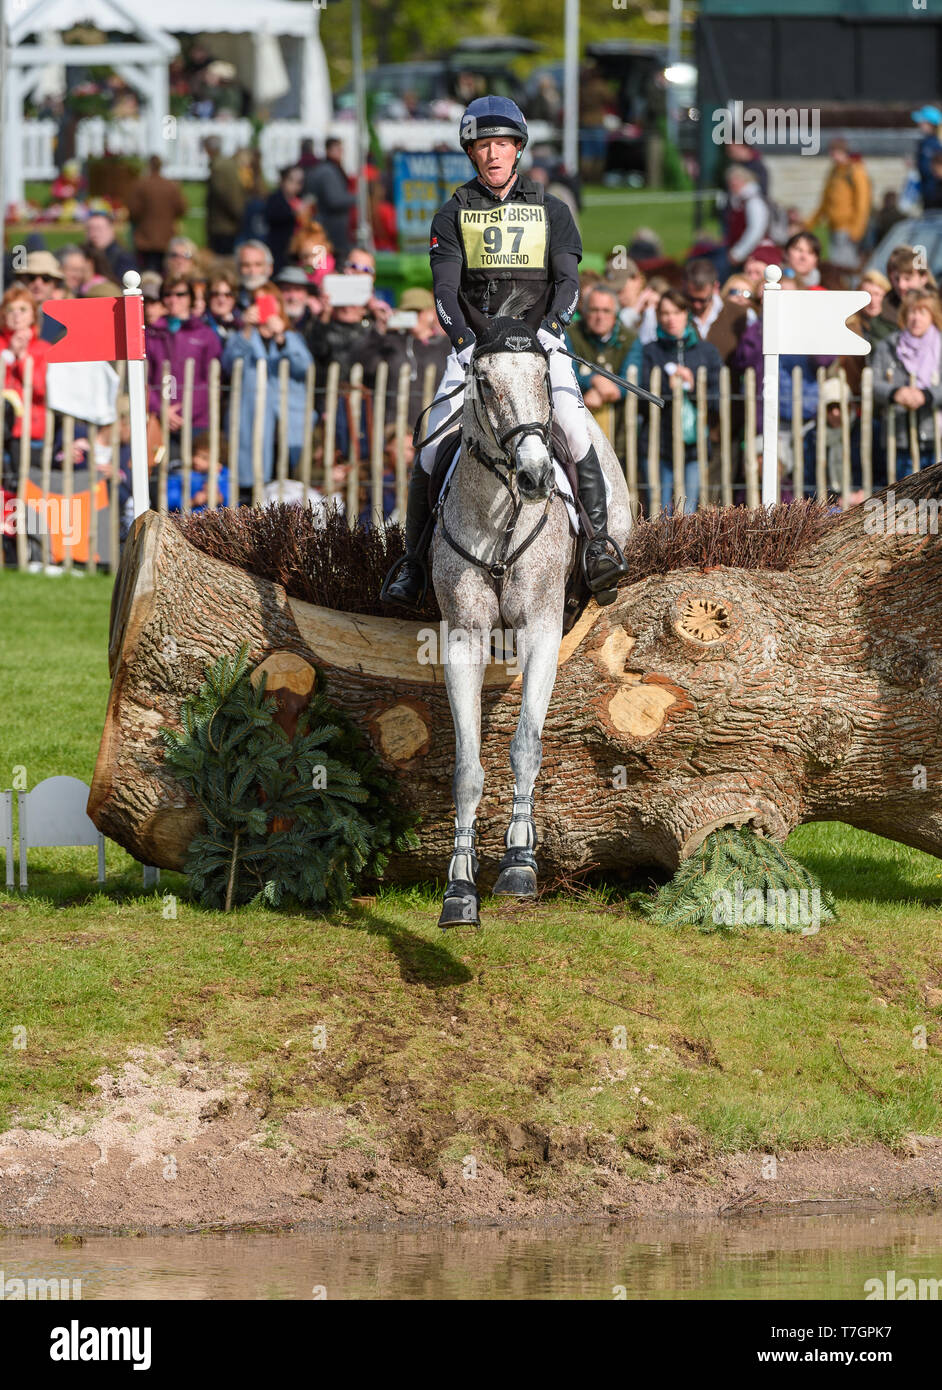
{"left": 639, "top": 827, "right": 838, "bottom": 933}
{"left": 160, "top": 644, "right": 417, "bottom": 911}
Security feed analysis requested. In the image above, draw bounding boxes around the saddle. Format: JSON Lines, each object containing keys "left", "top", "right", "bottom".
{"left": 424, "top": 422, "right": 594, "bottom": 635}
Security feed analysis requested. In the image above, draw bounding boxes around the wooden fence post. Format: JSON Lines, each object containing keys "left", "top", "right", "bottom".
{"left": 370, "top": 359, "right": 389, "bottom": 529}
{"left": 860, "top": 367, "right": 873, "bottom": 498}
{"left": 718, "top": 365, "right": 732, "bottom": 508}
{"left": 744, "top": 367, "right": 759, "bottom": 507}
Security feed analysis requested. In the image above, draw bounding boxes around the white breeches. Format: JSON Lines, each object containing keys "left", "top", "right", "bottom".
{"left": 417, "top": 346, "right": 592, "bottom": 474}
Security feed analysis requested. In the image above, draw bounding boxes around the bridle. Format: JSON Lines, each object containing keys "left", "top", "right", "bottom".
{"left": 435, "top": 346, "right": 559, "bottom": 589}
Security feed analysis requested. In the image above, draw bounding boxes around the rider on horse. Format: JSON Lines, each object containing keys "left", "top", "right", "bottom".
{"left": 381, "top": 94, "right": 631, "bottom": 606}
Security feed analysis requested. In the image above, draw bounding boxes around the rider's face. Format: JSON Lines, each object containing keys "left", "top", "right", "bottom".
{"left": 469, "top": 137, "right": 519, "bottom": 188}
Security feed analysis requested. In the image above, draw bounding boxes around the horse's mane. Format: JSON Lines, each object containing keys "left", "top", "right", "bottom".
{"left": 498, "top": 284, "right": 542, "bottom": 319}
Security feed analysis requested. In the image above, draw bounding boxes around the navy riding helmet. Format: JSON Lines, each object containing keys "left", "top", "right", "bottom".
{"left": 459, "top": 95, "right": 529, "bottom": 155}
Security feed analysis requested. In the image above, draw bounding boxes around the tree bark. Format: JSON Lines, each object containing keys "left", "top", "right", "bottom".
{"left": 89, "top": 474, "right": 942, "bottom": 883}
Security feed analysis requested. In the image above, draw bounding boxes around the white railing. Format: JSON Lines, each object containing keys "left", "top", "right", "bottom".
{"left": 21, "top": 118, "right": 304, "bottom": 185}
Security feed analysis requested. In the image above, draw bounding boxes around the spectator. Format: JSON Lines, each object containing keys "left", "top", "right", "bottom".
{"left": 911, "top": 105, "right": 942, "bottom": 203}
{"left": 85, "top": 209, "right": 136, "bottom": 283}
{"left": 308, "top": 138, "right": 355, "bottom": 264}
{"left": 724, "top": 141, "right": 769, "bottom": 197}
{"left": 872, "top": 288, "right": 942, "bottom": 477}
{"left": 12, "top": 250, "right": 64, "bottom": 309}
{"left": 236, "top": 148, "right": 269, "bottom": 244}
{"left": 307, "top": 248, "right": 391, "bottom": 381}
{"left": 682, "top": 259, "right": 723, "bottom": 338}
{"left": 57, "top": 245, "right": 87, "bottom": 297}
{"left": 871, "top": 190, "right": 907, "bottom": 246}
{"left": 264, "top": 165, "right": 306, "bottom": 274}
{"left": 361, "top": 286, "right": 450, "bottom": 425}
{"left": 707, "top": 274, "right": 755, "bottom": 366}
{"left": 565, "top": 283, "right": 634, "bottom": 456}
{"left": 807, "top": 139, "right": 871, "bottom": 270}
{"left": 164, "top": 236, "right": 198, "bottom": 281}
{"left": 783, "top": 231, "right": 824, "bottom": 290}
{"left": 880, "top": 245, "right": 935, "bottom": 334}
{"left": 221, "top": 285, "right": 314, "bottom": 496}
{"left": 742, "top": 241, "right": 783, "bottom": 292}
{"left": 80, "top": 247, "right": 121, "bottom": 298}
{"left": 0, "top": 287, "right": 50, "bottom": 455}
{"left": 204, "top": 137, "right": 247, "bottom": 256}
{"left": 145, "top": 275, "right": 222, "bottom": 433}
{"left": 566, "top": 284, "right": 634, "bottom": 409}
{"left": 640, "top": 290, "right": 721, "bottom": 512}
{"left": 235, "top": 240, "right": 276, "bottom": 314}
{"left": 166, "top": 431, "right": 229, "bottom": 512}
{"left": 816, "top": 378, "right": 863, "bottom": 502}
{"left": 724, "top": 167, "right": 770, "bottom": 277}
{"left": 126, "top": 155, "right": 187, "bottom": 274}
{"left": 924, "top": 150, "right": 942, "bottom": 211}
{"left": 369, "top": 179, "right": 399, "bottom": 252}
{"left": 205, "top": 269, "right": 242, "bottom": 342}
{"left": 607, "top": 261, "right": 659, "bottom": 338}
{"left": 274, "top": 266, "right": 319, "bottom": 341}
{"left": 140, "top": 273, "right": 164, "bottom": 326}
{"left": 842, "top": 268, "right": 893, "bottom": 393}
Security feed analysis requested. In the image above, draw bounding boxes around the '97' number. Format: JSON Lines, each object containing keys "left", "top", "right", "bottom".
{"left": 483, "top": 224, "right": 524, "bottom": 253}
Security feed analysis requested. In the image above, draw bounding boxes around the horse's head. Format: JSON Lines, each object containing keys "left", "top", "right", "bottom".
{"left": 467, "top": 316, "right": 555, "bottom": 500}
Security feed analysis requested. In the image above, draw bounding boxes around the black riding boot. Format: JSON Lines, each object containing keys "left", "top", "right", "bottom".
{"left": 576, "top": 444, "right": 629, "bottom": 604}
{"left": 380, "top": 464, "right": 433, "bottom": 606}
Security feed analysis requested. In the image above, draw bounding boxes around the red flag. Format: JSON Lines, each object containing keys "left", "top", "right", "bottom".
{"left": 40, "top": 295, "right": 145, "bottom": 363}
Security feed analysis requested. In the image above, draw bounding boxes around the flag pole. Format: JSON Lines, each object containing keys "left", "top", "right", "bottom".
{"left": 761, "top": 263, "right": 783, "bottom": 508}
{"left": 122, "top": 271, "right": 150, "bottom": 520}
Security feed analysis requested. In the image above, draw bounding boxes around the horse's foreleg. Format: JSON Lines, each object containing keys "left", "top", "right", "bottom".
{"left": 493, "top": 623, "right": 562, "bottom": 898}
{"left": 438, "top": 648, "right": 489, "bottom": 929}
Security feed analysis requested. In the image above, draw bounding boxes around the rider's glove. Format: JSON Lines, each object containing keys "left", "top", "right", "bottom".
{"left": 455, "top": 332, "right": 476, "bottom": 369}
{"left": 537, "top": 316, "right": 566, "bottom": 355}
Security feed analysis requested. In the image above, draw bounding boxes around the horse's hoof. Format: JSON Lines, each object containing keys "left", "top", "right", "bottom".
{"left": 492, "top": 864, "right": 538, "bottom": 898}
{"left": 438, "top": 882, "right": 480, "bottom": 929}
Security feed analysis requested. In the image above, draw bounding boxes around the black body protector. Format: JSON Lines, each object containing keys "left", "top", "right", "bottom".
{"left": 380, "top": 173, "right": 628, "bottom": 609}
{"left": 429, "top": 174, "right": 580, "bottom": 353}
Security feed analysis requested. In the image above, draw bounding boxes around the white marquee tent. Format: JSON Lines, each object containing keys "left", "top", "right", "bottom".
{"left": 3, "top": 0, "right": 331, "bottom": 209}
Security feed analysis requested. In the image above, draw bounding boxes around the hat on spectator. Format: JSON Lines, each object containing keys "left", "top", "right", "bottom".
{"left": 747, "top": 240, "right": 784, "bottom": 267}
{"left": 20, "top": 250, "right": 64, "bottom": 280}
{"left": 140, "top": 271, "right": 162, "bottom": 301}
{"left": 912, "top": 106, "right": 942, "bottom": 126}
{"left": 207, "top": 60, "right": 237, "bottom": 81}
{"left": 820, "top": 379, "right": 846, "bottom": 408}
{"left": 274, "top": 266, "right": 311, "bottom": 287}
{"left": 399, "top": 287, "right": 434, "bottom": 311}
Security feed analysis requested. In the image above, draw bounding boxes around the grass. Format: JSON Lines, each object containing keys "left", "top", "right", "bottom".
{"left": 1, "top": 572, "right": 941, "bottom": 1178}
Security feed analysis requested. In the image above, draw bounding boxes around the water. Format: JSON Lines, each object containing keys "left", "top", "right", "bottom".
{"left": 1, "top": 1213, "right": 941, "bottom": 1299}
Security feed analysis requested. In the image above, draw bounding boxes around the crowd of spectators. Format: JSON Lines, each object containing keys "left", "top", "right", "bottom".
{"left": 5, "top": 108, "right": 942, "bottom": 556}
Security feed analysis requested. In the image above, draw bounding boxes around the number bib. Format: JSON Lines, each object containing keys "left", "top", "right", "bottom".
{"left": 458, "top": 205, "right": 548, "bottom": 272}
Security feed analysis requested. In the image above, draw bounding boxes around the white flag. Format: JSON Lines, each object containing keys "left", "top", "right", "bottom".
{"left": 763, "top": 290, "right": 872, "bottom": 357}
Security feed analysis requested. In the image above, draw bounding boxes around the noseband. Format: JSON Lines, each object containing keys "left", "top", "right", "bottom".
{"left": 436, "top": 347, "right": 559, "bottom": 589}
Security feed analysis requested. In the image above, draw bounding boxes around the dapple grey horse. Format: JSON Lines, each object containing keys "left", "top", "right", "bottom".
{"left": 430, "top": 314, "right": 632, "bottom": 928}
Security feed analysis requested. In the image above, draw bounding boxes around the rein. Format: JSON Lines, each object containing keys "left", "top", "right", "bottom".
{"left": 436, "top": 352, "right": 557, "bottom": 589}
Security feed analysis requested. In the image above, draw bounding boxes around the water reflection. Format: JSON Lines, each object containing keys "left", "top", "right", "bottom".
{"left": 1, "top": 1213, "right": 940, "bottom": 1300}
